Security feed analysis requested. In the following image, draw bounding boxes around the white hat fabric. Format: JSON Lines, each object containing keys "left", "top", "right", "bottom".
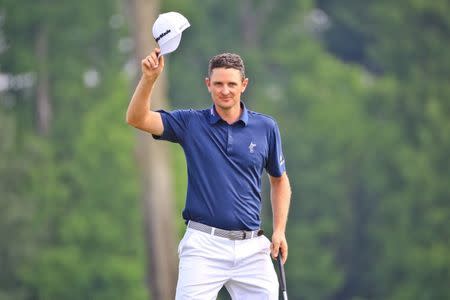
{"left": 152, "top": 12, "right": 190, "bottom": 56}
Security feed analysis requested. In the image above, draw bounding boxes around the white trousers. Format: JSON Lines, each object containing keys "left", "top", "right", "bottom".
{"left": 175, "top": 228, "right": 279, "bottom": 299}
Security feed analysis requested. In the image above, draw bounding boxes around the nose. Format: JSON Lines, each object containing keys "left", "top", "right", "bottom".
{"left": 221, "top": 86, "right": 230, "bottom": 95}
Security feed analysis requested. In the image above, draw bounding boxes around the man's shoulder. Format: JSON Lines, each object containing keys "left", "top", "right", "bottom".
{"left": 248, "top": 110, "right": 278, "bottom": 127}
{"left": 162, "top": 107, "right": 209, "bottom": 118}
{"left": 165, "top": 107, "right": 206, "bottom": 113}
{"left": 177, "top": 107, "right": 210, "bottom": 114}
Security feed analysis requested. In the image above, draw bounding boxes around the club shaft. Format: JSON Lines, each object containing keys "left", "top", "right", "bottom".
{"left": 277, "top": 254, "right": 288, "bottom": 299}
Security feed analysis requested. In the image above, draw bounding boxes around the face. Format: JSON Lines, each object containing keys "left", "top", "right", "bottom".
{"left": 205, "top": 68, "right": 248, "bottom": 111}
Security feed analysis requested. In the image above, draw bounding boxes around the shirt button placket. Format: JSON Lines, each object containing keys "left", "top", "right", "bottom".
{"left": 227, "top": 126, "right": 233, "bottom": 153}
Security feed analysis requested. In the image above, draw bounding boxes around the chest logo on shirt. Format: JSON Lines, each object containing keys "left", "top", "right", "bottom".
{"left": 248, "top": 142, "right": 256, "bottom": 153}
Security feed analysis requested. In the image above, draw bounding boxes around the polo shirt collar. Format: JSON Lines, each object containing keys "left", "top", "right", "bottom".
{"left": 240, "top": 102, "right": 249, "bottom": 125}
{"left": 208, "top": 105, "right": 221, "bottom": 124}
{"left": 208, "top": 102, "right": 249, "bottom": 126}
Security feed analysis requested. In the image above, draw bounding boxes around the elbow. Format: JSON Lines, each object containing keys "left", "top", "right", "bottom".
{"left": 125, "top": 113, "right": 131, "bottom": 124}
{"left": 126, "top": 112, "right": 150, "bottom": 131}
{"left": 125, "top": 106, "right": 139, "bottom": 126}
{"left": 125, "top": 113, "right": 138, "bottom": 128}
{"left": 125, "top": 113, "right": 133, "bottom": 126}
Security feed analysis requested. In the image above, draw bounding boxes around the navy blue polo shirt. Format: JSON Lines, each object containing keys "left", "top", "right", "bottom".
{"left": 154, "top": 103, "right": 286, "bottom": 230}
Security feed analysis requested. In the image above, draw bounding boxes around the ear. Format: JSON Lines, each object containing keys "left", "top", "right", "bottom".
{"left": 205, "top": 77, "right": 211, "bottom": 92}
{"left": 241, "top": 78, "right": 249, "bottom": 93}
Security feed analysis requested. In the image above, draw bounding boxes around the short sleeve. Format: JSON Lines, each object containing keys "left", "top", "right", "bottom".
{"left": 152, "top": 109, "right": 192, "bottom": 144}
{"left": 265, "top": 121, "right": 286, "bottom": 177}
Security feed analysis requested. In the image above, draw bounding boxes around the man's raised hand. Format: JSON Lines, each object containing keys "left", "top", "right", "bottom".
{"left": 141, "top": 48, "right": 164, "bottom": 81}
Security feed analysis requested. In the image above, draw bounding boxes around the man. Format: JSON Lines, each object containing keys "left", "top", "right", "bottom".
{"left": 126, "top": 48, "right": 291, "bottom": 299}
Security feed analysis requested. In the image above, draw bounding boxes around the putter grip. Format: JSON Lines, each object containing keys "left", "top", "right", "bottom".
{"left": 277, "top": 254, "right": 287, "bottom": 292}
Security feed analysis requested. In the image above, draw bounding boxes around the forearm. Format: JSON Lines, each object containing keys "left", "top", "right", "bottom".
{"left": 269, "top": 173, "right": 291, "bottom": 263}
{"left": 271, "top": 173, "right": 291, "bottom": 234}
{"left": 126, "top": 75, "right": 157, "bottom": 125}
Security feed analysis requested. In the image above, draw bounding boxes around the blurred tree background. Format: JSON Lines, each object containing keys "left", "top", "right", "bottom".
{"left": 1, "top": 0, "right": 449, "bottom": 299}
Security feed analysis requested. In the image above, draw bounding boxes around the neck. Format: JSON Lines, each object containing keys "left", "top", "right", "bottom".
{"left": 215, "top": 103, "right": 242, "bottom": 124}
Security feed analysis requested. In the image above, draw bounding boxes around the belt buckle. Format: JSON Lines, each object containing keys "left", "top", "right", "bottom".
{"left": 242, "top": 231, "right": 247, "bottom": 239}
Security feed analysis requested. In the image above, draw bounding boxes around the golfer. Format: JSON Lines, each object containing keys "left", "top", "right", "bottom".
{"left": 126, "top": 48, "right": 291, "bottom": 299}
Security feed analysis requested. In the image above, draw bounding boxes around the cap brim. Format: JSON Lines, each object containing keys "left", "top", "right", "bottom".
{"left": 159, "top": 34, "right": 182, "bottom": 56}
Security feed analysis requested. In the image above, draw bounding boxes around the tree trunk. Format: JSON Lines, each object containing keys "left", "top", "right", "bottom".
{"left": 35, "top": 24, "right": 52, "bottom": 136}
{"left": 239, "top": 0, "right": 275, "bottom": 48}
{"left": 125, "top": 0, "right": 178, "bottom": 299}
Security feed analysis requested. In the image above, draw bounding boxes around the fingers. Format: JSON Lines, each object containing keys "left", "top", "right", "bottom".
{"left": 146, "top": 49, "right": 159, "bottom": 68}
{"left": 271, "top": 235, "right": 288, "bottom": 264}
{"left": 280, "top": 241, "right": 288, "bottom": 264}
{"left": 142, "top": 48, "right": 164, "bottom": 69}
{"left": 271, "top": 240, "right": 280, "bottom": 259}
{"left": 142, "top": 56, "right": 152, "bottom": 69}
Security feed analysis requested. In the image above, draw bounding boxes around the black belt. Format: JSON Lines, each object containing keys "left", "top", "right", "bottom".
{"left": 188, "top": 221, "right": 263, "bottom": 240}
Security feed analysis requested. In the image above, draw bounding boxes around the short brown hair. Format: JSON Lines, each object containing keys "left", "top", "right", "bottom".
{"left": 208, "top": 53, "right": 246, "bottom": 80}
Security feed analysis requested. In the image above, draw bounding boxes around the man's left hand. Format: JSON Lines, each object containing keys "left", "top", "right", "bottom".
{"left": 271, "top": 231, "right": 288, "bottom": 264}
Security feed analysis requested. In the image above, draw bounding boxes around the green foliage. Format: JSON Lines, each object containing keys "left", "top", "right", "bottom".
{"left": 1, "top": 0, "right": 449, "bottom": 299}
{"left": 21, "top": 78, "right": 147, "bottom": 300}
{"left": 0, "top": 110, "right": 65, "bottom": 299}
{"left": 0, "top": 112, "right": 37, "bottom": 300}
{"left": 318, "top": 1, "right": 450, "bottom": 299}
{"left": 163, "top": 0, "right": 449, "bottom": 299}
{"left": 1, "top": 0, "right": 148, "bottom": 298}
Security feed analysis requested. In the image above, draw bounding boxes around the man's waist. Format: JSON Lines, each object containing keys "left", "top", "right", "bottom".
{"left": 182, "top": 204, "right": 261, "bottom": 232}
{"left": 187, "top": 220, "right": 264, "bottom": 240}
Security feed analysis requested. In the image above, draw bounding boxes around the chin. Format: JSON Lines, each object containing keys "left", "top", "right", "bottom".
{"left": 216, "top": 100, "right": 236, "bottom": 109}
{"left": 217, "top": 103, "right": 234, "bottom": 110}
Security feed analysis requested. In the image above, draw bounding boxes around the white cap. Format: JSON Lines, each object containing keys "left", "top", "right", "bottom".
{"left": 152, "top": 12, "right": 190, "bottom": 56}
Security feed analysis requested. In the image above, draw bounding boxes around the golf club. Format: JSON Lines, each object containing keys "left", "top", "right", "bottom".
{"left": 277, "top": 250, "right": 288, "bottom": 300}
